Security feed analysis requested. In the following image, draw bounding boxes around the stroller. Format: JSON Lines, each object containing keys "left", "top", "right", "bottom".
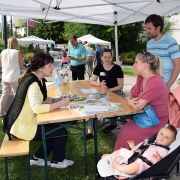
{"left": 97, "top": 86, "right": 180, "bottom": 180}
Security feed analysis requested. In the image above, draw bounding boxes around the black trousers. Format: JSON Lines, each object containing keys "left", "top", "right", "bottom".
{"left": 33, "top": 124, "right": 68, "bottom": 162}
{"left": 71, "top": 64, "right": 85, "bottom": 80}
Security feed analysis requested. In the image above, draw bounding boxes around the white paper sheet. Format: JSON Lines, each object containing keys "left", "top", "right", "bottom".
{"left": 83, "top": 105, "right": 108, "bottom": 112}
{"left": 45, "top": 82, "right": 54, "bottom": 87}
{"left": 80, "top": 88, "right": 99, "bottom": 94}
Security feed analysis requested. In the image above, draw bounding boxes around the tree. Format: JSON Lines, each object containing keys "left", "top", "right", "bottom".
{"left": 62, "top": 21, "right": 143, "bottom": 52}
{"left": 63, "top": 22, "right": 88, "bottom": 40}
{"left": 117, "top": 22, "right": 143, "bottom": 52}
{"left": 24, "top": 20, "right": 65, "bottom": 44}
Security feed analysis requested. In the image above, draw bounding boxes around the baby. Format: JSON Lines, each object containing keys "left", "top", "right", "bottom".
{"left": 98, "top": 125, "right": 177, "bottom": 179}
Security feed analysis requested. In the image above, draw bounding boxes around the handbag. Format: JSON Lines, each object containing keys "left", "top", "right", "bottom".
{"left": 132, "top": 106, "right": 160, "bottom": 128}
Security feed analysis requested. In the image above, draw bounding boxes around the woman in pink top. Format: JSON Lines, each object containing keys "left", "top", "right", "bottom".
{"left": 114, "top": 52, "right": 169, "bottom": 151}
{"left": 60, "top": 52, "right": 68, "bottom": 68}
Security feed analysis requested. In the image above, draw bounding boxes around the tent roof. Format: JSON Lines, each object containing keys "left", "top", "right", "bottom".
{"left": 1, "top": 0, "right": 180, "bottom": 26}
{"left": 78, "top": 34, "right": 111, "bottom": 47}
{"left": 17, "top": 35, "right": 55, "bottom": 44}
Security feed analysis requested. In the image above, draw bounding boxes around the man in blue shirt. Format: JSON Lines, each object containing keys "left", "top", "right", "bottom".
{"left": 145, "top": 14, "right": 180, "bottom": 89}
{"left": 68, "top": 35, "right": 87, "bottom": 80}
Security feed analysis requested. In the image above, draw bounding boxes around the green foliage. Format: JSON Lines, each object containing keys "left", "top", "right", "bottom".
{"left": 132, "top": 42, "right": 147, "bottom": 53}
{"left": 63, "top": 22, "right": 88, "bottom": 40}
{"left": 121, "top": 51, "right": 136, "bottom": 65}
{"left": 122, "top": 67, "right": 135, "bottom": 76}
{"left": 14, "top": 31, "right": 24, "bottom": 38}
{"left": 24, "top": 20, "right": 65, "bottom": 44}
{"left": 19, "top": 45, "right": 28, "bottom": 55}
{"left": 62, "top": 21, "right": 143, "bottom": 52}
{"left": 118, "top": 22, "right": 143, "bottom": 52}
{"left": 163, "top": 17, "right": 177, "bottom": 34}
{"left": 0, "top": 42, "right": 5, "bottom": 53}
{"left": 24, "top": 52, "right": 34, "bottom": 62}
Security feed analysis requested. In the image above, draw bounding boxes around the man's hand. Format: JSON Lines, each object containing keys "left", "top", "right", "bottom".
{"left": 68, "top": 56, "right": 75, "bottom": 60}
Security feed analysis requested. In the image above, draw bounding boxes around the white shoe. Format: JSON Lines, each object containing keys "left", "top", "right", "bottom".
{"left": 63, "top": 159, "right": 74, "bottom": 166}
{"left": 30, "top": 157, "right": 51, "bottom": 166}
{"left": 51, "top": 159, "right": 74, "bottom": 169}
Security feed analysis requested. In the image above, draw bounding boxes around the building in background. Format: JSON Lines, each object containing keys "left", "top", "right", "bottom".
{"left": 165, "top": 14, "right": 180, "bottom": 44}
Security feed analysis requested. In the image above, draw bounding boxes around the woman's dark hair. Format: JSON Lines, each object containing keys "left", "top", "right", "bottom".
{"left": 101, "top": 48, "right": 112, "bottom": 57}
{"left": 19, "top": 52, "right": 54, "bottom": 83}
{"left": 145, "top": 14, "right": 164, "bottom": 32}
{"left": 62, "top": 52, "right": 67, "bottom": 57}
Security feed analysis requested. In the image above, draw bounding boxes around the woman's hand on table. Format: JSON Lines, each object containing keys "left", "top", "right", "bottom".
{"left": 53, "top": 97, "right": 63, "bottom": 103}
{"left": 59, "top": 97, "right": 70, "bottom": 107}
{"left": 100, "top": 80, "right": 108, "bottom": 89}
{"left": 128, "top": 97, "right": 140, "bottom": 110}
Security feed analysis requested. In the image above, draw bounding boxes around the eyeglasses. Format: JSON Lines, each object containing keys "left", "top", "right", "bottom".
{"left": 141, "top": 51, "right": 148, "bottom": 62}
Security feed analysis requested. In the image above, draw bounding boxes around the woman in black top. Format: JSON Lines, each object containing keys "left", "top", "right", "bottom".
{"left": 83, "top": 48, "right": 125, "bottom": 140}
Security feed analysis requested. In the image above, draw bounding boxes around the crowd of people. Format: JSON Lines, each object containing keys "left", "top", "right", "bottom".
{"left": 0, "top": 14, "right": 180, "bottom": 179}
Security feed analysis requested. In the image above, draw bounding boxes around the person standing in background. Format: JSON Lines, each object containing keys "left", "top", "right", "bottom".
{"left": 68, "top": 35, "right": 87, "bottom": 80}
{"left": 83, "top": 41, "right": 88, "bottom": 48}
{"left": 0, "top": 37, "right": 24, "bottom": 116}
{"left": 145, "top": 14, "right": 180, "bottom": 89}
{"left": 46, "top": 45, "right": 50, "bottom": 55}
{"left": 95, "top": 44, "right": 103, "bottom": 65}
{"left": 86, "top": 43, "right": 95, "bottom": 76}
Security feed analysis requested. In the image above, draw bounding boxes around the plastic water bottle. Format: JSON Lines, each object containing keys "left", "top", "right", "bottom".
{"left": 54, "top": 75, "right": 60, "bottom": 86}
{"left": 59, "top": 75, "right": 64, "bottom": 86}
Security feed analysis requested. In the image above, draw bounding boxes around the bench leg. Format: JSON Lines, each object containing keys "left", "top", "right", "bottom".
{"left": 27, "top": 154, "right": 31, "bottom": 180}
{"left": 5, "top": 157, "right": 8, "bottom": 180}
{"left": 41, "top": 124, "right": 50, "bottom": 180}
{"left": 82, "top": 119, "right": 88, "bottom": 176}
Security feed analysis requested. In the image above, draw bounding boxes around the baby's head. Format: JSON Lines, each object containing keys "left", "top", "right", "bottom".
{"left": 156, "top": 125, "right": 177, "bottom": 146}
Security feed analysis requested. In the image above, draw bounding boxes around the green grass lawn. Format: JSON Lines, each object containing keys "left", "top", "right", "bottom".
{"left": 0, "top": 119, "right": 117, "bottom": 180}
{"left": 122, "top": 67, "right": 135, "bottom": 76}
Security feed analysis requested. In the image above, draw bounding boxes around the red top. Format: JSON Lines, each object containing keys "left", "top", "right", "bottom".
{"left": 114, "top": 74, "right": 169, "bottom": 151}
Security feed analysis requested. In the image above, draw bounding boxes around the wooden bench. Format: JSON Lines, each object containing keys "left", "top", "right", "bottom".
{"left": 0, "top": 134, "right": 30, "bottom": 180}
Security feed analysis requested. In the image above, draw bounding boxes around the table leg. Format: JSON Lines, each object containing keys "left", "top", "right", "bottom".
{"left": 41, "top": 125, "right": 49, "bottom": 180}
{"left": 93, "top": 117, "right": 99, "bottom": 164}
{"left": 83, "top": 119, "right": 88, "bottom": 176}
{"left": 93, "top": 117, "right": 100, "bottom": 179}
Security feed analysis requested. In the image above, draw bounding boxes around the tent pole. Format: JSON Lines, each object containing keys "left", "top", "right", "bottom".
{"left": 27, "top": 19, "right": 28, "bottom": 37}
{"left": 114, "top": 25, "right": 118, "bottom": 64}
{"left": 3, "top": 15, "right": 7, "bottom": 48}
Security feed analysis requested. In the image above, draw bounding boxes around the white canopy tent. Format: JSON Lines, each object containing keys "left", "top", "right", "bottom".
{"left": 17, "top": 35, "right": 55, "bottom": 45}
{"left": 1, "top": 0, "right": 180, "bottom": 62}
{"left": 78, "top": 34, "right": 111, "bottom": 48}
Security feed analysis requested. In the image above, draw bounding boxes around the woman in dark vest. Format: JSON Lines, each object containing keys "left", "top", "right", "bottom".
{"left": 3, "top": 52, "right": 74, "bottom": 169}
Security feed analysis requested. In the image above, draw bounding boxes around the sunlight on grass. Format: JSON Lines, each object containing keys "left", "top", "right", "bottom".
{"left": 0, "top": 119, "right": 117, "bottom": 180}
{"left": 122, "top": 67, "right": 135, "bottom": 76}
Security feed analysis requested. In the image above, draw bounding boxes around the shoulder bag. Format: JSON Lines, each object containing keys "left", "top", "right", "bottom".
{"left": 132, "top": 106, "right": 160, "bottom": 128}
